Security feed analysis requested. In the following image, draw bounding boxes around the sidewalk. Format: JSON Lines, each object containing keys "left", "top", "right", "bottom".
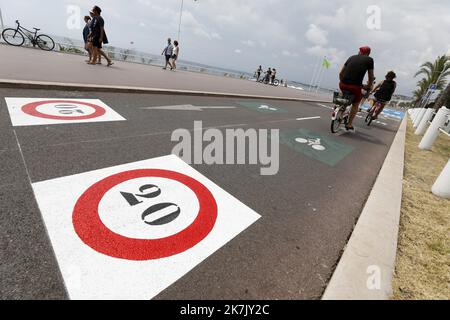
{"left": 0, "top": 45, "right": 330, "bottom": 101}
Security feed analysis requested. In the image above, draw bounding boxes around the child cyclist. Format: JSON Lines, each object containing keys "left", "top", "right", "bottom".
{"left": 369, "top": 71, "right": 397, "bottom": 119}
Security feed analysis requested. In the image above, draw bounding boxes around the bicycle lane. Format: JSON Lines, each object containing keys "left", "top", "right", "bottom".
{"left": 153, "top": 105, "right": 401, "bottom": 299}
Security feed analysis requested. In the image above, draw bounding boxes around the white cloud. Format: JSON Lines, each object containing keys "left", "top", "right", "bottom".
{"left": 211, "top": 33, "right": 222, "bottom": 40}
{"left": 241, "top": 40, "right": 256, "bottom": 47}
{"left": 234, "top": 49, "right": 242, "bottom": 54}
{"left": 282, "top": 51, "right": 299, "bottom": 58}
{"left": 305, "top": 24, "right": 328, "bottom": 46}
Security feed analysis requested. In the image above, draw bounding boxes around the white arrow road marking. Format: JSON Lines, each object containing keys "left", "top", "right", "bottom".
{"left": 259, "top": 105, "right": 278, "bottom": 111}
{"left": 142, "top": 105, "right": 237, "bottom": 111}
{"left": 296, "top": 116, "right": 321, "bottom": 121}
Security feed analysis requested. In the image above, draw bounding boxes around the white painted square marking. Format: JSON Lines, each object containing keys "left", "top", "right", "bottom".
{"left": 5, "top": 98, "right": 125, "bottom": 126}
{"left": 32, "top": 155, "right": 261, "bottom": 299}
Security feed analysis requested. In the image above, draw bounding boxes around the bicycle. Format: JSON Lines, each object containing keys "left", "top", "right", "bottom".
{"left": 330, "top": 91, "right": 354, "bottom": 133}
{"left": 365, "top": 99, "right": 387, "bottom": 126}
{"left": 2, "top": 20, "right": 55, "bottom": 51}
{"left": 258, "top": 76, "right": 280, "bottom": 86}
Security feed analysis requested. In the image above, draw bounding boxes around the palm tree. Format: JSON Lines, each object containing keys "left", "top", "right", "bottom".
{"left": 434, "top": 82, "right": 450, "bottom": 109}
{"left": 413, "top": 55, "right": 450, "bottom": 106}
{"left": 412, "top": 78, "right": 430, "bottom": 103}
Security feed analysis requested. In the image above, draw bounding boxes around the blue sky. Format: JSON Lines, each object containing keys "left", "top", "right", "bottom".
{"left": 1, "top": 0, "right": 450, "bottom": 96}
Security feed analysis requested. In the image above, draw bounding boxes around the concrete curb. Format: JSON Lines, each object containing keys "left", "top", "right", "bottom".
{"left": 0, "top": 79, "right": 332, "bottom": 103}
{"left": 322, "top": 116, "right": 407, "bottom": 300}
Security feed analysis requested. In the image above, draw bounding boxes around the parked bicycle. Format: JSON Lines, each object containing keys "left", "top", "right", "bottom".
{"left": 2, "top": 20, "right": 55, "bottom": 51}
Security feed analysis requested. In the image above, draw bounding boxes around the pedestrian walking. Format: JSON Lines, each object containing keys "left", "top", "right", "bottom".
{"left": 83, "top": 16, "right": 92, "bottom": 62}
{"left": 87, "top": 5, "right": 113, "bottom": 66}
{"left": 171, "top": 40, "right": 180, "bottom": 70}
{"left": 162, "top": 38, "right": 174, "bottom": 70}
{"left": 86, "top": 11, "right": 102, "bottom": 64}
{"left": 256, "top": 65, "right": 263, "bottom": 81}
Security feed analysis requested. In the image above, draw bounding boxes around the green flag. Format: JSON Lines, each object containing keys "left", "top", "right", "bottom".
{"left": 322, "top": 57, "right": 331, "bottom": 69}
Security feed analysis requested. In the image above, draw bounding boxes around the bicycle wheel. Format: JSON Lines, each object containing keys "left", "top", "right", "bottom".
{"left": 1, "top": 28, "right": 25, "bottom": 46}
{"left": 36, "top": 34, "right": 55, "bottom": 51}
{"left": 331, "top": 108, "right": 344, "bottom": 133}
{"left": 366, "top": 113, "right": 373, "bottom": 126}
{"left": 273, "top": 79, "right": 280, "bottom": 86}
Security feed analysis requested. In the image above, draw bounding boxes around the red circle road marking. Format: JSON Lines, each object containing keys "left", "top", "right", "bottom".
{"left": 72, "top": 169, "right": 218, "bottom": 261}
{"left": 21, "top": 100, "right": 106, "bottom": 120}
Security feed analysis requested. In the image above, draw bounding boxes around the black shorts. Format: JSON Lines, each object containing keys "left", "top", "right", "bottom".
{"left": 92, "top": 37, "right": 102, "bottom": 49}
{"left": 374, "top": 93, "right": 390, "bottom": 103}
{"left": 165, "top": 55, "right": 172, "bottom": 62}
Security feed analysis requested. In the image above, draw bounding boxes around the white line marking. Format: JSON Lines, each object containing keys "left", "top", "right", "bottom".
{"left": 142, "top": 105, "right": 237, "bottom": 111}
{"left": 317, "top": 103, "right": 333, "bottom": 110}
{"left": 13, "top": 130, "right": 33, "bottom": 185}
{"left": 296, "top": 116, "right": 321, "bottom": 121}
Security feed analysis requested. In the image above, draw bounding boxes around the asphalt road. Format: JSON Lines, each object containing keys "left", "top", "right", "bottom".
{"left": 0, "top": 87, "right": 403, "bottom": 300}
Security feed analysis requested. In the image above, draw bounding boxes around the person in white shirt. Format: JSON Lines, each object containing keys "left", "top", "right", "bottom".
{"left": 171, "top": 41, "right": 180, "bottom": 71}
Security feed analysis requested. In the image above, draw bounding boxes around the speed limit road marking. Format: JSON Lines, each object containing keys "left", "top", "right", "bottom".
{"left": 32, "top": 155, "right": 261, "bottom": 300}
{"left": 5, "top": 98, "right": 125, "bottom": 126}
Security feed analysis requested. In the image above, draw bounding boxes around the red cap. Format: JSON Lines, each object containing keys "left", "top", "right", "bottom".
{"left": 359, "top": 46, "right": 371, "bottom": 55}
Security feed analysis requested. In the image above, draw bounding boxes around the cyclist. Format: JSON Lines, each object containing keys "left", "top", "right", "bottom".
{"left": 368, "top": 71, "right": 397, "bottom": 119}
{"left": 271, "top": 68, "right": 277, "bottom": 84}
{"left": 339, "top": 46, "right": 375, "bottom": 132}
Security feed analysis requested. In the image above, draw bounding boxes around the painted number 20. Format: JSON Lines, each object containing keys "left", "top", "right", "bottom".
{"left": 55, "top": 104, "right": 85, "bottom": 115}
{"left": 120, "top": 184, "right": 181, "bottom": 226}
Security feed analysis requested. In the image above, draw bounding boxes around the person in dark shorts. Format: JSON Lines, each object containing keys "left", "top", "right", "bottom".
{"left": 162, "top": 38, "right": 174, "bottom": 70}
{"left": 88, "top": 6, "right": 113, "bottom": 66}
{"left": 264, "top": 67, "right": 272, "bottom": 83}
{"left": 339, "top": 46, "right": 375, "bottom": 132}
{"left": 256, "top": 65, "right": 263, "bottom": 81}
{"left": 369, "top": 71, "right": 397, "bottom": 119}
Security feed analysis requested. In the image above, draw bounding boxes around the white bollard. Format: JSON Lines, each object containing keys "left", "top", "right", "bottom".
{"left": 413, "top": 108, "right": 427, "bottom": 128}
{"left": 411, "top": 109, "right": 419, "bottom": 121}
{"left": 412, "top": 108, "right": 422, "bottom": 123}
{"left": 432, "top": 160, "right": 450, "bottom": 199}
{"left": 419, "top": 107, "right": 450, "bottom": 150}
{"left": 415, "top": 109, "right": 434, "bottom": 135}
